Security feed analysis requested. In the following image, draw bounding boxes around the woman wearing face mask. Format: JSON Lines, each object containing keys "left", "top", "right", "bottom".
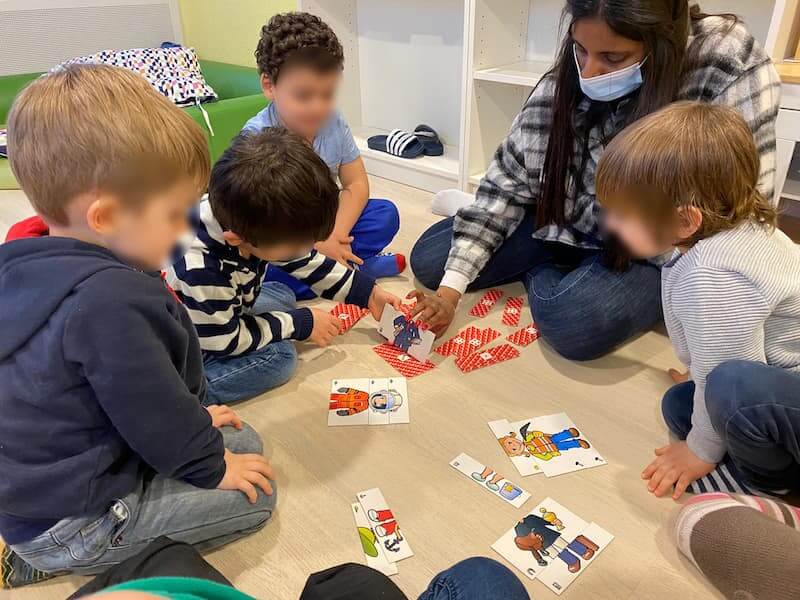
{"left": 408, "top": 0, "right": 780, "bottom": 361}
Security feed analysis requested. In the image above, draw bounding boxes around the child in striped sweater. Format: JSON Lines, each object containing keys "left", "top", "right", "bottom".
{"left": 596, "top": 101, "right": 800, "bottom": 500}
{"left": 168, "top": 128, "right": 400, "bottom": 406}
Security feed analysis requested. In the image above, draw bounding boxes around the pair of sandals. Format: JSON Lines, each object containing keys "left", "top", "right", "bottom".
{"left": 367, "top": 124, "right": 443, "bottom": 159}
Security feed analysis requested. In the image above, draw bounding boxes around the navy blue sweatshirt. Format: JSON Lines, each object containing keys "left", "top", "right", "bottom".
{"left": 0, "top": 237, "right": 225, "bottom": 544}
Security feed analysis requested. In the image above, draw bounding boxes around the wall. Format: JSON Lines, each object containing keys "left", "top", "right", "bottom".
{"left": 179, "top": 0, "right": 296, "bottom": 66}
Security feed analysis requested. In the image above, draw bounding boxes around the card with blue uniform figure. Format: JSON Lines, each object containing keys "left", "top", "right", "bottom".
{"left": 450, "top": 452, "right": 531, "bottom": 508}
{"left": 491, "top": 497, "right": 613, "bottom": 593}
{"left": 377, "top": 305, "right": 435, "bottom": 363}
{"left": 506, "top": 413, "right": 605, "bottom": 477}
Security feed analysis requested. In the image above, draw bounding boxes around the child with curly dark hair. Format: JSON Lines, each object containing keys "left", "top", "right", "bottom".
{"left": 244, "top": 12, "right": 404, "bottom": 299}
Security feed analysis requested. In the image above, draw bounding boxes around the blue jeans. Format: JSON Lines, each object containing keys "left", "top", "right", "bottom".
{"left": 203, "top": 282, "right": 298, "bottom": 406}
{"left": 11, "top": 424, "right": 276, "bottom": 576}
{"left": 265, "top": 198, "right": 400, "bottom": 298}
{"left": 410, "top": 214, "right": 663, "bottom": 361}
{"left": 418, "top": 557, "right": 529, "bottom": 600}
{"left": 662, "top": 360, "right": 800, "bottom": 491}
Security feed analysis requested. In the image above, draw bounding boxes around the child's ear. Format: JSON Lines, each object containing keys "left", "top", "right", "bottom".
{"left": 222, "top": 230, "right": 244, "bottom": 247}
{"left": 85, "top": 193, "right": 118, "bottom": 235}
{"left": 261, "top": 74, "right": 275, "bottom": 100}
{"left": 676, "top": 205, "right": 703, "bottom": 241}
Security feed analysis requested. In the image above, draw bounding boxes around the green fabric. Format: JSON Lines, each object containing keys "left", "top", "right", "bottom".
{"left": 0, "top": 60, "right": 265, "bottom": 188}
{"left": 104, "top": 577, "right": 254, "bottom": 600}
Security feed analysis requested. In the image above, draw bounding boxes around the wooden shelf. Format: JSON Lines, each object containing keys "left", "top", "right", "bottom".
{"left": 352, "top": 125, "right": 460, "bottom": 192}
{"left": 473, "top": 60, "right": 552, "bottom": 87}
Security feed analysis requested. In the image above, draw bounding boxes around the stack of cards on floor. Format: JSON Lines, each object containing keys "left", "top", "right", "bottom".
{"left": 468, "top": 289, "right": 504, "bottom": 317}
{"left": 491, "top": 498, "right": 613, "bottom": 594}
{"left": 329, "top": 378, "right": 409, "bottom": 426}
{"left": 455, "top": 343, "right": 519, "bottom": 373}
{"left": 488, "top": 413, "right": 606, "bottom": 477}
{"left": 351, "top": 488, "right": 413, "bottom": 576}
{"left": 450, "top": 452, "right": 530, "bottom": 508}
{"left": 507, "top": 323, "right": 540, "bottom": 347}
{"left": 330, "top": 303, "right": 369, "bottom": 333}
{"left": 434, "top": 325, "right": 500, "bottom": 358}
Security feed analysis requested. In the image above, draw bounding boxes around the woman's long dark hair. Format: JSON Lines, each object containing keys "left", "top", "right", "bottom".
{"left": 537, "top": 1, "right": 735, "bottom": 231}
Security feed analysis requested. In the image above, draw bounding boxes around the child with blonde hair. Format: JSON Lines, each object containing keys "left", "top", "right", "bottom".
{"left": 597, "top": 101, "right": 800, "bottom": 499}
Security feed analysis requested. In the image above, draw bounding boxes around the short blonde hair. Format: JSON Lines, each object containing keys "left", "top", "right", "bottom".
{"left": 8, "top": 63, "right": 210, "bottom": 224}
{"left": 596, "top": 101, "right": 776, "bottom": 247}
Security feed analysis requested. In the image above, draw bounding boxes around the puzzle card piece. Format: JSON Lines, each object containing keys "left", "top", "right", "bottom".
{"left": 351, "top": 502, "right": 398, "bottom": 576}
{"left": 368, "top": 377, "right": 409, "bottom": 425}
{"left": 537, "top": 521, "right": 614, "bottom": 594}
{"left": 507, "top": 323, "right": 540, "bottom": 347}
{"left": 373, "top": 343, "right": 436, "bottom": 378}
{"left": 450, "top": 452, "right": 531, "bottom": 508}
{"left": 454, "top": 343, "right": 520, "bottom": 373}
{"left": 434, "top": 326, "right": 501, "bottom": 358}
{"left": 468, "top": 289, "right": 504, "bottom": 318}
{"left": 356, "top": 488, "right": 413, "bottom": 562}
{"left": 501, "top": 296, "right": 524, "bottom": 327}
{"left": 330, "top": 303, "right": 369, "bottom": 333}
{"left": 328, "top": 378, "right": 371, "bottom": 426}
{"left": 377, "top": 305, "right": 435, "bottom": 362}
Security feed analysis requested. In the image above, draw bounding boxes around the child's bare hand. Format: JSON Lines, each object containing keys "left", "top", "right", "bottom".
{"left": 668, "top": 368, "right": 690, "bottom": 384}
{"left": 408, "top": 288, "right": 459, "bottom": 336}
{"left": 368, "top": 285, "right": 402, "bottom": 321}
{"left": 309, "top": 308, "right": 342, "bottom": 347}
{"left": 206, "top": 405, "right": 242, "bottom": 429}
{"left": 641, "top": 441, "right": 715, "bottom": 500}
{"left": 218, "top": 449, "right": 275, "bottom": 503}
{"left": 315, "top": 234, "right": 364, "bottom": 267}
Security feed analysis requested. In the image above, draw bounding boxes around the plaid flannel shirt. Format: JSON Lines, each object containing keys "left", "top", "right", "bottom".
{"left": 442, "top": 17, "right": 781, "bottom": 293}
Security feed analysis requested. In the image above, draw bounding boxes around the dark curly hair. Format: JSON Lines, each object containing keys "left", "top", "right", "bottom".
{"left": 255, "top": 12, "right": 344, "bottom": 82}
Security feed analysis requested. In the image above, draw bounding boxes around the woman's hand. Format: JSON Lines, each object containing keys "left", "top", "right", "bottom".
{"left": 408, "top": 287, "right": 460, "bottom": 337}
{"left": 641, "top": 441, "right": 715, "bottom": 500}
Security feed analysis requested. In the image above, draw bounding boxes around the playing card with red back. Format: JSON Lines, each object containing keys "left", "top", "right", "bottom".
{"left": 454, "top": 343, "right": 520, "bottom": 373}
{"left": 330, "top": 303, "right": 370, "bottom": 333}
{"left": 507, "top": 323, "right": 540, "bottom": 347}
{"left": 434, "top": 326, "right": 501, "bottom": 358}
{"left": 501, "top": 296, "right": 524, "bottom": 327}
{"left": 399, "top": 297, "right": 418, "bottom": 318}
{"left": 373, "top": 343, "right": 436, "bottom": 378}
{"left": 468, "top": 289, "right": 504, "bottom": 318}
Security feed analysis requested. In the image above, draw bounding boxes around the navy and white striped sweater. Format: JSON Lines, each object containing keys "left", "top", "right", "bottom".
{"left": 167, "top": 199, "right": 375, "bottom": 357}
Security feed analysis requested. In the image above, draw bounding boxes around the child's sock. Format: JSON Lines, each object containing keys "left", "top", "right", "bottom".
{"left": 674, "top": 492, "right": 800, "bottom": 599}
{"left": 0, "top": 541, "right": 55, "bottom": 588}
{"left": 431, "top": 189, "right": 474, "bottom": 217}
{"left": 360, "top": 252, "right": 406, "bottom": 279}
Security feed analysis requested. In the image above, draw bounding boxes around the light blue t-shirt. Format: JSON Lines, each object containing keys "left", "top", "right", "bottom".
{"left": 241, "top": 102, "right": 361, "bottom": 176}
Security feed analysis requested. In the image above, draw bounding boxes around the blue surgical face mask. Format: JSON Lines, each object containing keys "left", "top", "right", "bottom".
{"left": 573, "top": 44, "right": 647, "bottom": 102}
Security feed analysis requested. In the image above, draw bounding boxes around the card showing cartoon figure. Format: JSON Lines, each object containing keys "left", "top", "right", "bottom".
{"left": 368, "top": 377, "right": 409, "bottom": 425}
{"left": 508, "top": 413, "right": 606, "bottom": 477}
{"left": 489, "top": 419, "right": 543, "bottom": 477}
{"left": 351, "top": 502, "right": 398, "bottom": 576}
{"left": 356, "top": 488, "right": 413, "bottom": 562}
{"left": 377, "top": 306, "right": 435, "bottom": 363}
{"left": 450, "top": 453, "right": 531, "bottom": 508}
{"left": 537, "top": 521, "right": 614, "bottom": 594}
{"left": 491, "top": 498, "right": 590, "bottom": 581}
{"left": 329, "top": 379, "right": 371, "bottom": 426}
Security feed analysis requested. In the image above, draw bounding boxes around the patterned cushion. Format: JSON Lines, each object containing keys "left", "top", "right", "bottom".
{"left": 56, "top": 46, "right": 217, "bottom": 106}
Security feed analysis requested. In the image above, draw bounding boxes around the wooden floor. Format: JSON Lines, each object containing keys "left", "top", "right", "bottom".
{"left": 0, "top": 177, "right": 721, "bottom": 600}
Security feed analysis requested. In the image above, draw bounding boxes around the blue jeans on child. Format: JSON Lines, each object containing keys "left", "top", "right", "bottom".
{"left": 203, "top": 282, "right": 299, "bottom": 406}
{"left": 662, "top": 360, "right": 800, "bottom": 492}
{"left": 10, "top": 424, "right": 276, "bottom": 576}
{"left": 265, "top": 198, "right": 400, "bottom": 298}
{"left": 418, "top": 557, "right": 529, "bottom": 600}
{"left": 410, "top": 213, "right": 663, "bottom": 361}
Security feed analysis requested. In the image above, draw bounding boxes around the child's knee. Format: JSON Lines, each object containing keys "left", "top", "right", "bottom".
{"left": 371, "top": 198, "right": 400, "bottom": 237}
{"left": 222, "top": 422, "right": 264, "bottom": 455}
{"left": 706, "top": 360, "right": 756, "bottom": 428}
{"left": 270, "top": 341, "right": 298, "bottom": 387}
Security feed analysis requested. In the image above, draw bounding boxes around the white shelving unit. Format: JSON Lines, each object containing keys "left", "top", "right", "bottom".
{"left": 299, "top": 0, "right": 800, "bottom": 203}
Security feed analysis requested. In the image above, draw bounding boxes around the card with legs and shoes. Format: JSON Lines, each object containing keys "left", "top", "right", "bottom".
{"left": 351, "top": 501, "right": 399, "bottom": 576}
{"left": 491, "top": 497, "right": 613, "bottom": 594}
{"left": 328, "top": 378, "right": 409, "bottom": 426}
{"left": 356, "top": 488, "right": 413, "bottom": 562}
{"left": 450, "top": 452, "right": 531, "bottom": 508}
{"left": 489, "top": 413, "right": 606, "bottom": 477}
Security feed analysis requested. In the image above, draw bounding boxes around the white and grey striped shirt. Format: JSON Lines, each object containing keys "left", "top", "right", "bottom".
{"left": 663, "top": 221, "right": 800, "bottom": 463}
